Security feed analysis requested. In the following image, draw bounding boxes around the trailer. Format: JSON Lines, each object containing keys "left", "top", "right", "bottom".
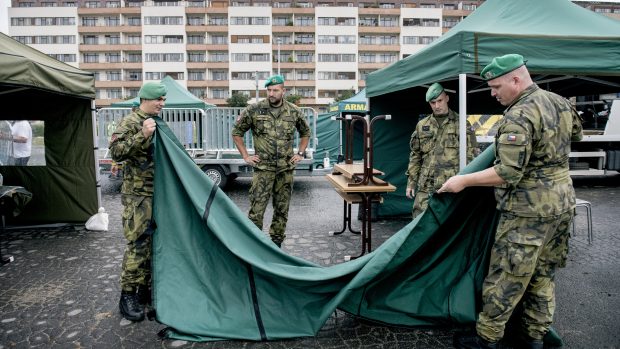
{"left": 96, "top": 107, "right": 318, "bottom": 187}
{"left": 470, "top": 99, "right": 620, "bottom": 175}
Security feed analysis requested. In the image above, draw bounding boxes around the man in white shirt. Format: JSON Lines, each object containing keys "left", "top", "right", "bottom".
{"left": 11, "top": 120, "right": 32, "bottom": 166}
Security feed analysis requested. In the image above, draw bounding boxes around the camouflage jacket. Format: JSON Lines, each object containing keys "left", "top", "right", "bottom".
{"left": 109, "top": 110, "right": 154, "bottom": 196}
{"left": 406, "top": 109, "right": 478, "bottom": 192}
{"left": 493, "top": 84, "right": 583, "bottom": 217}
{"left": 232, "top": 99, "right": 311, "bottom": 172}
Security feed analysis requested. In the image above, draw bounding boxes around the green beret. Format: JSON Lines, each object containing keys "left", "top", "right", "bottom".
{"left": 138, "top": 82, "right": 167, "bottom": 100}
{"left": 264, "top": 75, "right": 285, "bottom": 88}
{"left": 481, "top": 54, "right": 526, "bottom": 81}
{"left": 425, "top": 83, "right": 445, "bottom": 102}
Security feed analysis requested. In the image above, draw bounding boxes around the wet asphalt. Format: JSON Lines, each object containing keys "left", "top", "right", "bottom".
{"left": 0, "top": 171, "right": 619, "bottom": 349}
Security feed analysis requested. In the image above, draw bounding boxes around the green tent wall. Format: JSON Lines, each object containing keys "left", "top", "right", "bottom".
{"left": 366, "top": 0, "right": 620, "bottom": 216}
{"left": 111, "top": 76, "right": 215, "bottom": 110}
{"left": 152, "top": 119, "right": 498, "bottom": 341}
{"left": 0, "top": 33, "right": 98, "bottom": 224}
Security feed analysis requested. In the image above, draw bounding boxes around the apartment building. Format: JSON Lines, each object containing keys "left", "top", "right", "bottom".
{"left": 7, "top": 0, "right": 620, "bottom": 110}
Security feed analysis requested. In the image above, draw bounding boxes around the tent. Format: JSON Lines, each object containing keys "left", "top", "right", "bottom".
{"left": 111, "top": 76, "right": 215, "bottom": 109}
{"left": 0, "top": 33, "right": 98, "bottom": 224}
{"left": 315, "top": 89, "right": 367, "bottom": 167}
{"left": 364, "top": 0, "right": 620, "bottom": 216}
{"left": 151, "top": 119, "right": 498, "bottom": 341}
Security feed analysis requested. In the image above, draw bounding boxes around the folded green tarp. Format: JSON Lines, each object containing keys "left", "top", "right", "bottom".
{"left": 152, "top": 118, "right": 499, "bottom": 341}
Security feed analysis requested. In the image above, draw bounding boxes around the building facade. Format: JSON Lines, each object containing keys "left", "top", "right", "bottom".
{"left": 7, "top": 0, "right": 620, "bottom": 110}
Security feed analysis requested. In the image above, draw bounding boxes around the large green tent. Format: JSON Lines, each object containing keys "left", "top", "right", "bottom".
{"left": 111, "top": 76, "right": 215, "bottom": 109}
{"left": 315, "top": 89, "right": 367, "bottom": 167}
{"left": 0, "top": 33, "right": 98, "bottom": 224}
{"left": 365, "top": 0, "right": 620, "bottom": 216}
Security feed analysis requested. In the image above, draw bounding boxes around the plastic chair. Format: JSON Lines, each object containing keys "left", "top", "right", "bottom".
{"left": 573, "top": 198, "right": 593, "bottom": 244}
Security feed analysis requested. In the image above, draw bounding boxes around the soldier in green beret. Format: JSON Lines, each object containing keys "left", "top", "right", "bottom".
{"left": 406, "top": 82, "right": 478, "bottom": 218}
{"left": 439, "top": 54, "right": 583, "bottom": 349}
{"left": 110, "top": 81, "right": 167, "bottom": 321}
{"left": 232, "top": 75, "right": 311, "bottom": 247}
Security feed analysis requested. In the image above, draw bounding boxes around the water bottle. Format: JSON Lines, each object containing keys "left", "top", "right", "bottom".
{"left": 323, "top": 150, "right": 330, "bottom": 168}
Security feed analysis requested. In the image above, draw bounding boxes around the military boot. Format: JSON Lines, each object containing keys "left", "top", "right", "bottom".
{"left": 119, "top": 291, "right": 144, "bottom": 322}
{"left": 453, "top": 332, "right": 499, "bottom": 349}
{"left": 137, "top": 285, "right": 152, "bottom": 306}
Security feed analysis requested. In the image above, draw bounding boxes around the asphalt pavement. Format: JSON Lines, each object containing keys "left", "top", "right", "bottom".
{"left": 0, "top": 171, "right": 619, "bottom": 349}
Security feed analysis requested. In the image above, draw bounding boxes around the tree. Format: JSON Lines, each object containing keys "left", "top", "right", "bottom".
{"left": 286, "top": 94, "right": 302, "bottom": 106}
{"left": 334, "top": 89, "right": 356, "bottom": 102}
{"left": 226, "top": 93, "right": 250, "bottom": 107}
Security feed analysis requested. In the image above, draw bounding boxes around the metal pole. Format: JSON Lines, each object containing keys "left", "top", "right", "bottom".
{"left": 458, "top": 73, "right": 467, "bottom": 170}
{"left": 255, "top": 71, "right": 259, "bottom": 102}
{"left": 277, "top": 39, "right": 281, "bottom": 76}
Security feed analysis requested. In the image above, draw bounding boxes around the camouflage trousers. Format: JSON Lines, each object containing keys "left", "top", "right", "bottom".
{"left": 120, "top": 194, "right": 153, "bottom": 292}
{"left": 248, "top": 169, "right": 294, "bottom": 245}
{"left": 477, "top": 210, "right": 573, "bottom": 342}
{"left": 411, "top": 190, "right": 430, "bottom": 219}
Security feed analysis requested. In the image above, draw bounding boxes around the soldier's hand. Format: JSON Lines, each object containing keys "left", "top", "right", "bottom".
{"left": 437, "top": 175, "right": 466, "bottom": 194}
{"left": 290, "top": 154, "right": 303, "bottom": 164}
{"left": 406, "top": 187, "right": 415, "bottom": 199}
{"left": 244, "top": 155, "right": 260, "bottom": 167}
{"left": 142, "top": 118, "right": 156, "bottom": 138}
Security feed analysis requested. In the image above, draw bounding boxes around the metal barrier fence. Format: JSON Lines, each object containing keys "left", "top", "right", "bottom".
{"left": 97, "top": 106, "right": 317, "bottom": 158}
{"left": 202, "top": 107, "right": 317, "bottom": 157}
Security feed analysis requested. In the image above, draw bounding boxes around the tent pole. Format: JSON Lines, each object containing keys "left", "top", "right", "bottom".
{"left": 459, "top": 74, "right": 467, "bottom": 171}
{"left": 92, "top": 99, "right": 102, "bottom": 210}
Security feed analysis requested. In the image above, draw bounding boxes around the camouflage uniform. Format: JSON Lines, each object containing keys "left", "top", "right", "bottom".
{"left": 231, "top": 99, "right": 311, "bottom": 244}
{"left": 476, "top": 84, "right": 583, "bottom": 342}
{"left": 109, "top": 109, "right": 155, "bottom": 293}
{"left": 406, "top": 109, "right": 478, "bottom": 218}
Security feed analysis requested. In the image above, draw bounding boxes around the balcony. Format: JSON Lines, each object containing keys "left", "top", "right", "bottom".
{"left": 358, "top": 26, "right": 400, "bottom": 34}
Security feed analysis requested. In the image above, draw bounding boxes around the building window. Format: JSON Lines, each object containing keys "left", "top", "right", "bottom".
{"left": 125, "top": 53, "right": 142, "bottom": 63}
{"left": 318, "top": 54, "right": 355, "bottom": 62}
{"left": 81, "top": 17, "right": 97, "bottom": 26}
{"left": 126, "top": 71, "right": 142, "bottom": 81}
{"left": 126, "top": 17, "right": 141, "bottom": 26}
{"left": 294, "top": 34, "right": 314, "bottom": 44}
{"left": 318, "top": 71, "right": 356, "bottom": 80}
{"left": 189, "top": 88, "right": 206, "bottom": 98}
{"left": 105, "top": 53, "right": 121, "bottom": 63}
{"left": 211, "top": 70, "right": 227, "bottom": 80}
{"left": 48, "top": 54, "right": 76, "bottom": 62}
{"left": 318, "top": 35, "right": 355, "bottom": 44}
{"left": 295, "top": 16, "right": 314, "bottom": 26}
{"left": 188, "top": 70, "right": 206, "bottom": 81}
{"left": 104, "top": 16, "right": 120, "bottom": 26}
{"left": 187, "top": 16, "right": 205, "bottom": 26}
{"left": 105, "top": 35, "right": 120, "bottom": 45}
{"left": 231, "top": 53, "right": 269, "bottom": 62}
{"left": 402, "top": 36, "right": 439, "bottom": 45}
{"left": 296, "top": 88, "right": 315, "bottom": 98}
{"left": 296, "top": 70, "right": 314, "bottom": 80}
{"left": 209, "top": 35, "right": 227, "bottom": 45}
{"left": 209, "top": 52, "right": 228, "bottom": 62}
{"left": 188, "top": 35, "right": 205, "bottom": 44}
{"left": 295, "top": 52, "right": 314, "bottom": 63}
{"left": 126, "top": 35, "right": 141, "bottom": 45}
{"left": 208, "top": 16, "right": 227, "bottom": 26}
{"left": 188, "top": 52, "right": 206, "bottom": 62}
{"left": 144, "top": 16, "right": 183, "bottom": 25}
{"left": 403, "top": 18, "right": 440, "bottom": 27}
{"left": 211, "top": 88, "right": 228, "bottom": 99}
{"left": 317, "top": 17, "right": 355, "bottom": 26}
{"left": 230, "top": 17, "right": 270, "bottom": 25}
{"left": 106, "top": 71, "right": 122, "bottom": 81}
{"left": 83, "top": 53, "right": 99, "bottom": 63}
{"left": 145, "top": 53, "right": 183, "bottom": 62}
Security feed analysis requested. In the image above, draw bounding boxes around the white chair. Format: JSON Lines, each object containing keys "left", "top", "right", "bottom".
{"left": 573, "top": 198, "right": 593, "bottom": 244}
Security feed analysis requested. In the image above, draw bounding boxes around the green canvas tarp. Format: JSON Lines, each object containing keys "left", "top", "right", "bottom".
{"left": 151, "top": 119, "right": 500, "bottom": 341}
{"left": 111, "top": 76, "right": 215, "bottom": 110}
{"left": 0, "top": 33, "right": 98, "bottom": 224}
{"left": 365, "top": 0, "right": 620, "bottom": 216}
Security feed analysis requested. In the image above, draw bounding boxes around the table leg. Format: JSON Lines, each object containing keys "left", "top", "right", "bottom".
{"left": 345, "top": 194, "right": 370, "bottom": 261}
{"left": 329, "top": 201, "right": 361, "bottom": 236}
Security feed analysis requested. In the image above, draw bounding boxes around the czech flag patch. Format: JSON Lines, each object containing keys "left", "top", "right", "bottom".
{"left": 507, "top": 134, "right": 517, "bottom": 142}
